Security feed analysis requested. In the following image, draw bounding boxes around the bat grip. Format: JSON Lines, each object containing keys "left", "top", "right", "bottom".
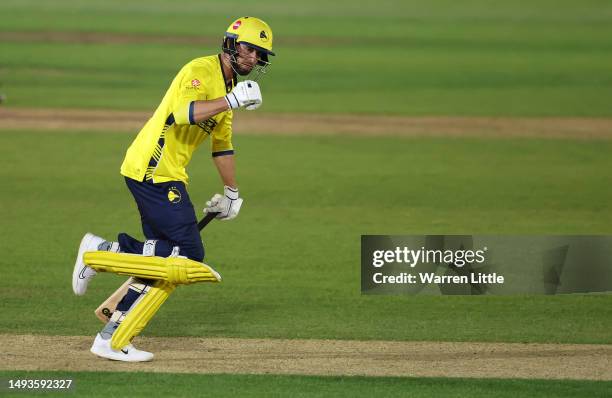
{"left": 198, "top": 212, "right": 219, "bottom": 231}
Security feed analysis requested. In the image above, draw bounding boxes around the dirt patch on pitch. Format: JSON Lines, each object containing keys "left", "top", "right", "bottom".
{"left": 1, "top": 334, "right": 611, "bottom": 380}
{"left": 1, "top": 107, "right": 612, "bottom": 139}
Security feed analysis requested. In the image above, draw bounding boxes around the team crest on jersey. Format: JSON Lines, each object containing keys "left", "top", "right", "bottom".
{"left": 232, "top": 20, "right": 242, "bottom": 30}
{"left": 260, "top": 30, "right": 268, "bottom": 41}
{"left": 168, "top": 187, "right": 182, "bottom": 203}
{"left": 191, "top": 79, "right": 201, "bottom": 87}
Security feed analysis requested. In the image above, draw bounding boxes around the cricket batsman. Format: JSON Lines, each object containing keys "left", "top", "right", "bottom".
{"left": 71, "top": 17, "right": 275, "bottom": 362}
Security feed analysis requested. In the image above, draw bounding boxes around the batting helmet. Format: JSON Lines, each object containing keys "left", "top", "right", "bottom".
{"left": 222, "top": 17, "right": 275, "bottom": 79}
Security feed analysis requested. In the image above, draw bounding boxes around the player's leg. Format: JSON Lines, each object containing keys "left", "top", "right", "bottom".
{"left": 90, "top": 178, "right": 200, "bottom": 360}
{"left": 116, "top": 177, "right": 187, "bottom": 258}
{"left": 94, "top": 215, "right": 162, "bottom": 323}
{"left": 94, "top": 178, "right": 182, "bottom": 329}
{"left": 86, "top": 178, "right": 209, "bottom": 360}
{"left": 92, "top": 184, "right": 165, "bottom": 359}
{"left": 85, "top": 252, "right": 221, "bottom": 284}
{"left": 85, "top": 253, "right": 221, "bottom": 356}
{"left": 106, "top": 180, "right": 206, "bottom": 351}
{"left": 90, "top": 278, "right": 155, "bottom": 362}
{"left": 75, "top": 239, "right": 159, "bottom": 360}
{"left": 72, "top": 178, "right": 171, "bottom": 297}
{"left": 109, "top": 280, "right": 175, "bottom": 350}
{"left": 71, "top": 177, "right": 165, "bottom": 358}
{"left": 113, "top": 210, "right": 162, "bottom": 317}
{"left": 137, "top": 180, "right": 204, "bottom": 262}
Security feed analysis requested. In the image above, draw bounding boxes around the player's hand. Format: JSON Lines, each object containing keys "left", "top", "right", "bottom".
{"left": 224, "top": 81, "right": 262, "bottom": 110}
{"left": 204, "top": 186, "right": 243, "bottom": 221}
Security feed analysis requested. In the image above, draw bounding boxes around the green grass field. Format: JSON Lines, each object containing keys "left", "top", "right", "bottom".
{"left": 1, "top": 0, "right": 612, "bottom": 115}
{"left": 2, "top": 371, "right": 611, "bottom": 398}
{"left": 1, "top": 131, "right": 611, "bottom": 343}
{"left": 1, "top": 0, "right": 611, "bottom": 396}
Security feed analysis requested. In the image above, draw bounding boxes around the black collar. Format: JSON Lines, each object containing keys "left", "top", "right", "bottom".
{"left": 218, "top": 54, "right": 237, "bottom": 93}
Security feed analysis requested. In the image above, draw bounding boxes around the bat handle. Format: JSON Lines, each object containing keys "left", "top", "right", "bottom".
{"left": 198, "top": 212, "right": 219, "bottom": 231}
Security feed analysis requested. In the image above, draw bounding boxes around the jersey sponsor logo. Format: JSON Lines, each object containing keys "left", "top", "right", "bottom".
{"left": 168, "top": 187, "right": 182, "bottom": 203}
{"left": 197, "top": 117, "right": 218, "bottom": 135}
{"left": 232, "top": 20, "right": 242, "bottom": 30}
{"left": 260, "top": 30, "right": 268, "bottom": 41}
{"left": 191, "top": 79, "right": 201, "bottom": 87}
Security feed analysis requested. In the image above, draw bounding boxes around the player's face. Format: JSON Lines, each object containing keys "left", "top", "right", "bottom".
{"left": 234, "top": 43, "right": 259, "bottom": 75}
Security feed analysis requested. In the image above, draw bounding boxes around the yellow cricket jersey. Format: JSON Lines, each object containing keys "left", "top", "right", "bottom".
{"left": 120, "top": 54, "right": 236, "bottom": 184}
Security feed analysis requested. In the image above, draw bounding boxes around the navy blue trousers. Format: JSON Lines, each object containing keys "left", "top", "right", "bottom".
{"left": 118, "top": 177, "right": 204, "bottom": 262}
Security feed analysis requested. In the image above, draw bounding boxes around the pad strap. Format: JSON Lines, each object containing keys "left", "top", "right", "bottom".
{"left": 143, "top": 240, "right": 157, "bottom": 256}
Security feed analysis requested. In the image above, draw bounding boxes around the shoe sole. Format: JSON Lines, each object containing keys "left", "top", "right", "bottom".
{"left": 72, "top": 233, "right": 96, "bottom": 296}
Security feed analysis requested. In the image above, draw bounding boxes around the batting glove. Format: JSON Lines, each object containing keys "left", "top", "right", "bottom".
{"left": 224, "top": 81, "right": 262, "bottom": 111}
{"left": 204, "top": 186, "right": 243, "bottom": 221}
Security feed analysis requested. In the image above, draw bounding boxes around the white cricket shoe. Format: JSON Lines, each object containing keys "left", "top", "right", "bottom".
{"left": 72, "top": 233, "right": 105, "bottom": 296}
{"left": 90, "top": 333, "right": 154, "bottom": 362}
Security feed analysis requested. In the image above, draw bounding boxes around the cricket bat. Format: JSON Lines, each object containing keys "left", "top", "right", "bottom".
{"left": 94, "top": 277, "right": 133, "bottom": 322}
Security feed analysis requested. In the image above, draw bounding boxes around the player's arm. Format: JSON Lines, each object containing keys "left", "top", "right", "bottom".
{"left": 175, "top": 81, "right": 263, "bottom": 125}
{"left": 204, "top": 123, "right": 242, "bottom": 220}
{"left": 213, "top": 153, "right": 237, "bottom": 188}
{"left": 188, "top": 98, "right": 231, "bottom": 123}
{"left": 205, "top": 153, "right": 242, "bottom": 220}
